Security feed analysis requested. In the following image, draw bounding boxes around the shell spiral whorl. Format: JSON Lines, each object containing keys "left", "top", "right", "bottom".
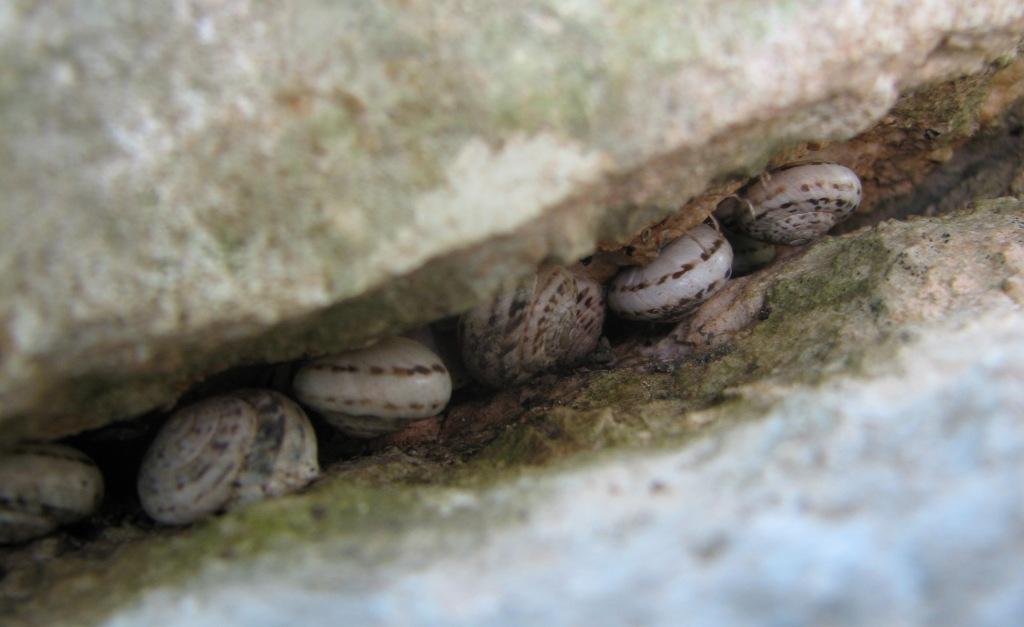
{"left": 721, "top": 162, "right": 862, "bottom": 245}
{"left": 137, "top": 389, "right": 319, "bottom": 525}
{"left": 292, "top": 336, "right": 453, "bottom": 438}
{"left": 458, "top": 266, "right": 606, "bottom": 388}
{"left": 608, "top": 224, "right": 733, "bottom": 322}
{"left": 0, "top": 443, "right": 104, "bottom": 544}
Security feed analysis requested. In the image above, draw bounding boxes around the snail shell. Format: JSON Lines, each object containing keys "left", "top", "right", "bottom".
{"left": 292, "top": 336, "right": 453, "bottom": 438}
{"left": 0, "top": 443, "right": 104, "bottom": 544}
{"left": 608, "top": 224, "right": 733, "bottom": 322}
{"left": 458, "top": 266, "right": 606, "bottom": 387}
{"left": 720, "top": 162, "right": 862, "bottom": 245}
{"left": 138, "top": 389, "right": 319, "bottom": 525}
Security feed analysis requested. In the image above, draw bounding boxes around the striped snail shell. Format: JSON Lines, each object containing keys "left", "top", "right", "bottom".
{"left": 292, "top": 336, "right": 453, "bottom": 438}
{"left": 608, "top": 223, "right": 733, "bottom": 322}
{"left": 719, "top": 162, "right": 862, "bottom": 245}
{"left": 458, "top": 266, "right": 606, "bottom": 387}
{"left": 137, "top": 389, "right": 319, "bottom": 525}
{"left": 0, "top": 443, "right": 104, "bottom": 544}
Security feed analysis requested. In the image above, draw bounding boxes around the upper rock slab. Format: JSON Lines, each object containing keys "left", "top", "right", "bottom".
{"left": 1, "top": 1, "right": 1023, "bottom": 441}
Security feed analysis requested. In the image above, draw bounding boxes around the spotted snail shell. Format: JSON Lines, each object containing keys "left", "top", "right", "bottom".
{"left": 0, "top": 443, "right": 104, "bottom": 544}
{"left": 459, "top": 266, "right": 606, "bottom": 388}
{"left": 137, "top": 389, "right": 319, "bottom": 525}
{"left": 720, "top": 162, "right": 862, "bottom": 245}
{"left": 608, "top": 224, "right": 733, "bottom": 322}
{"left": 292, "top": 336, "right": 453, "bottom": 438}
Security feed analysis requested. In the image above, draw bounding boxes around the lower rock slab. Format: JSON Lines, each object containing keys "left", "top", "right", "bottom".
{"left": 102, "top": 304, "right": 1024, "bottom": 627}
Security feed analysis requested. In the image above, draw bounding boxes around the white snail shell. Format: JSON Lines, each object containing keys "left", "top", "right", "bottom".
{"left": 137, "top": 389, "right": 319, "bottom": 525}
{"left": 721, "top": 162, "right": 862, "bottom": 245}
{"left": 458, "top": 266, "right": 606, "bottom": 387}
{"left": 292, "top": 336, "right": 453, "bottom": 438}
{"left": 0, "top": 443, "right": 104, "bottom": 544}
{"left": 608, "top": 224, "right": 733, "bottom": 322}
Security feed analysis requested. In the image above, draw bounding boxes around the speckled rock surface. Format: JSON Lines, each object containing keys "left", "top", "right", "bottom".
{"left": 3, "top": 199, "right": 1022, "bottom": 626}
{"left": 2, "top": 1, "right": 1023, "bottom": 442}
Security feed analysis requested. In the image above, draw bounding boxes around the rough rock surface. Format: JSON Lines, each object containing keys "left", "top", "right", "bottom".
{"left": 3, "top": 199, "right": 1022, "bottom": 625}
{"left": 2, "top": 1, "right": 1024, "bottom": 442}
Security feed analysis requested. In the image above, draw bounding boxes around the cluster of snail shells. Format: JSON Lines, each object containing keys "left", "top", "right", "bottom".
{"left": 604, "top": 163, "right": 862, "bottom": 323}
{"left": 135, "top": 336, "right": 454, "bottom": 526}
{"left": 0, "top": 443, "right": 104, "bottom": 544}
{"left": 458, "top": 266, "right": 606, "bottom": 387}
{"left": 137, "top": 389, "right": 319, "bottom": 525}
{"left": 718, "top": 162, "right": 862, "bottom": 246}
{"left": 4, "top": 162, "right": 864, "bottom": 536}
{"left": 454, "top": 222, "right": 742, "bottom": 380}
